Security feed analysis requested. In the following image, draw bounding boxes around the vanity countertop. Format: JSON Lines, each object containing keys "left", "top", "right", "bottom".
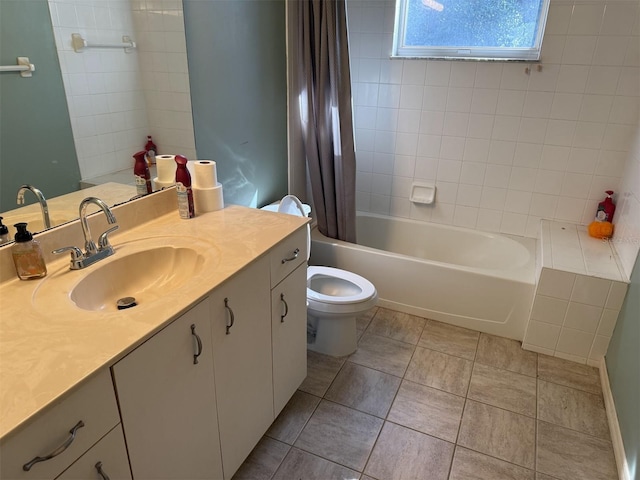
{"left": 0, "top": 202, "right": 308, "bottom": 439}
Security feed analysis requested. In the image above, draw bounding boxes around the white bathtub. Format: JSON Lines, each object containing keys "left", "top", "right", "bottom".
{"left": 310, "top": 213, "right": 537, "bottom": 340}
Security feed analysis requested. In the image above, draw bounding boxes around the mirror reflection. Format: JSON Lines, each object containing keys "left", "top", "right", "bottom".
{"left": 1, "top": 0, "right": 290, "bottom": 246}
{"left": 0, "top": 0, "right": 197, "bottom": 242}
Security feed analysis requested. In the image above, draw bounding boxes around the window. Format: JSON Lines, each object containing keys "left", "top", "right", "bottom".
{"left": 393, "top": 0, "right": 550, "bottom": 61}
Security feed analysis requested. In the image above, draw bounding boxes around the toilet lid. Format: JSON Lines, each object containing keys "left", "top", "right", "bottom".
{"left": 307, "top": 266, "right": 377, "bottom": 305}
{"left": 277, "top": 195, "right": 311, "bottom": 262}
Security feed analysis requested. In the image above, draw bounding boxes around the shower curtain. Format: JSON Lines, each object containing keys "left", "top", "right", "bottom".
{"left": 295, "top": 0, "right": 356, "bottom": 243}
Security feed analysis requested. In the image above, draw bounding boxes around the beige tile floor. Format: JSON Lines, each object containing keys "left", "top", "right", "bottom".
{"left": 233, "top": 307, "right": 618, "bottom": 480}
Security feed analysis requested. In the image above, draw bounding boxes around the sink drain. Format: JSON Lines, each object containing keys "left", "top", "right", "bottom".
{"left": 117, "top": 297, "right": 137, "bottom": 310}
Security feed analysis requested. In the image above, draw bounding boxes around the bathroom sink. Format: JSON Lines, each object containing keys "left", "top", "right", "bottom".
{"left": 70, "top": 246, "right": 204, "bottom": 311}
{"left": 33, "top": 237, "right": 217, "bottom": 313}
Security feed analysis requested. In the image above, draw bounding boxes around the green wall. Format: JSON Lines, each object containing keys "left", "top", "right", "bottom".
{"left": 183, "top": 0, "right": 287, "bottom": 207}
{"left": 0, "top": 0, "right": 80, "bottom": 212}
{"left": 607, "top": 253, "right": 640, "bottom": 479}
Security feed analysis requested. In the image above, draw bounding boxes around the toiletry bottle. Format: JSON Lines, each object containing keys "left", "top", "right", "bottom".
{"left": 595, "top": 190, "right": 616, "bottom": 223}
{"left": 145, "top": 135, "right": 157, "bottom": 165}
{"left": 588, "top": 190, "right": 616, "bottom": 239}
{"left": 175, "top": 154, "right": 195, "bottom": 219}
{"left": 12, "top": 223, "right": 47, "bottom": 280}
{"left": 0, "top": 217, "right": 10, "bottom": 244}
{"left": 133, "top": 150, "right": 153, "bottom": 195}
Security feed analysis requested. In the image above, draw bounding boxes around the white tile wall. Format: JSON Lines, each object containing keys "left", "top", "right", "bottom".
{"left": 523, "top": 221, "right": 630, "bottom": 366}
{"left": 48, "top": 0, "right": 195, "bottom": 181}
{"left": 130, "top": 0, "right": 196, "bottom": 162}
{"left": 348, "top": 0, "right": 639, "bottom": 239}
{"left": 49, "top": 0, "right": 147, "bottom": 179}
{"left": 611, "top": 128, "right": 640, "bottom": 279}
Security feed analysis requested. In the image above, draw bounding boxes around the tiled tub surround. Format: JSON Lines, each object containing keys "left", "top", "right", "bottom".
{"left": 347, "top": 0, "right": 639, "bottom": 237}
{"left": 234, "top": 307, "right": 618, "bottom": 480}
{"left": 523, "top": 221, "right": 629, "bottom": 366}
{"left": 47, "top": 0, "right": 196, "bottom": 181}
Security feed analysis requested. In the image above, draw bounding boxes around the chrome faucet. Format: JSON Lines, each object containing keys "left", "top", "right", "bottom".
{"left": 16, "top": 184, "right": 51, "bottom": 229}
{"left": 53, "top": 197, "right": 119, "bottom": 270}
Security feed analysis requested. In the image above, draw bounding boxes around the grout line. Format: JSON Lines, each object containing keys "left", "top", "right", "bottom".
{"left": 534, "top": 368, "right": 539, "bottom": 473}
{"left": 265, "top": 441, "right": 291, "bottom": 480}
{"left": 536, "top": 418, "right": 615, "bottom": 444}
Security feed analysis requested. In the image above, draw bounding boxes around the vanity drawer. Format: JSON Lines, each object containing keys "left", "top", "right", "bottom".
{"left": 55, "top": 425, "right": 131, "bottom": 480}
{"left": 0, "top": 368, "right": 120, "bottom": 480}
{"left": 270, "top": 226, "right": 308, "bottom": 287}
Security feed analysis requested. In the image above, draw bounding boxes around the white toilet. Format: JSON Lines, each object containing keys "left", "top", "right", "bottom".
{"left": 265, "top": 196, "right": 378, "bottom": 357}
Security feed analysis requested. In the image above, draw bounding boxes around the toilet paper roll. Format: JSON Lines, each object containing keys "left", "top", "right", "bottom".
{"left": 155, "top": 155, "right": 176, "bottom": 183}
{"left": 193, "top": 160, "right": 218, "bottom": 189}
{"left": 193, "top": 183, "right": 224, "bottom": 213}
{"left": 153, "top": 177, "right": 175, "bottom": 191}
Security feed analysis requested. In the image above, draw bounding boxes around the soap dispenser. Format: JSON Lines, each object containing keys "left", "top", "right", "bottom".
{"left": 0, "top": 217, "right": 9, "bottom": 244}
{"left": 12, "top": 223, "right": 47, "bottom": 280}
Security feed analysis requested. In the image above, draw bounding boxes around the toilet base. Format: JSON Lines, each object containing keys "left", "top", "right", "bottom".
{"left": 307, "top": 312, "right": 357, "bottom": 357}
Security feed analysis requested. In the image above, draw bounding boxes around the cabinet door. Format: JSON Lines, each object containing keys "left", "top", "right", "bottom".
{"left": 0, "top": 369, "right": 119, "bottom": 480}
{"left": 272, "top": 262, "right": 308, "bottom": 415}
{"left": 210, "top": 256, "right": 273, "bottom": 479}
{"left": 56, "top": 425, "right": 131, "bottom": 480}
{"left": 112, "top": 299, "right": 223, "bottom": 480}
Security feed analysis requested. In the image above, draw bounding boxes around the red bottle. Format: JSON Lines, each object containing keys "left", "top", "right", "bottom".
{"left": 595, "top": 190, "right": 616, "bottom": 223}
{"left": 145, "top": 135, "right": 157, "bottom": 165}
{"left": 133, "top": 150, "right": 152, "bottom": 195}
{"left": 175, "top": 154, "right": 195, "bottom": 219}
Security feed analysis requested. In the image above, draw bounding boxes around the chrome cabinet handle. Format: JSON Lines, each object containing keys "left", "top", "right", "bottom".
{"left": 23, "top": 420, "right": 85, "bottom": 471}
{"left": 281, "top": 248, "right": 300, "bottom": 264}
{"left": 224, "top": 298, "right": 235, "bottom": 335}
{"left": 191, "top": 324, "right": 203, "bottom": 365}
{"left": 95, "top": 461, "right": 111, "bottom": 480}
{"left": 280, "top": 293, "right": 289, "bottom": 322}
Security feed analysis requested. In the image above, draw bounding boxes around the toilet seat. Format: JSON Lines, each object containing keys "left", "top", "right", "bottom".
{"left": 307, "top": 266, "right": 377, "bottom": 305}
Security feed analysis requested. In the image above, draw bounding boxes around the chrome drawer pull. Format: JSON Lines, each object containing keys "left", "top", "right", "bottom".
{"left": 191, "top": 324, "right": 203, "bottom": 364}
{"left": 280, "top": 294, "right": 289, "bottom": 322}
{"left": 95, "top": 461, "right": 111, "bottom": 480}
{"left": 281, "top": 248, "right": 300, "bottom": 264}
{"left": 23, "top": 420, "right": 85, "bottom": 471}
{"left": 224, "top": 298, "right": 235, "bottom": 335}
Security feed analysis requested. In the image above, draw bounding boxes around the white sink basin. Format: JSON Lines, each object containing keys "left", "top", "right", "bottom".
{"left": 34, "top": 237, "right": 217, "bottom": 313}
{"left": 70, "top": 246, "right": 204, "bottom": 311}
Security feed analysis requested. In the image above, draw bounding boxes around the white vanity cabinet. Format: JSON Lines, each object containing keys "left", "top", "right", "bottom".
{"left": 270, "top": 227, "right": 308, "bottom": 415}
{"left": 271, "top": 263, "right": 307, "bottom": 415}
{"left": 209, "top": 255, "right": 273, "bottom": 479}
{"left": 111, "top": 299, "right": 223, "bottom": 480}
{"left": 55, "top": 425, "right": 131, "bottom": 480}
{"left": 0, "top": 369, "right": 121, "bottom": 480}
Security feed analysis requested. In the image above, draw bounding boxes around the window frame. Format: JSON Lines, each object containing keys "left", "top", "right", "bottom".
{"left": 392, "top": 0, "right": 551, "bottom": 61}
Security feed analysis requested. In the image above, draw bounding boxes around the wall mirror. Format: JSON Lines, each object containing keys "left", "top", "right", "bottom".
{"left": 1, "top": 0, "right": 290, "bottom": 246}
{"left": 0, "top": 0, "right": 173, "bottom": 244}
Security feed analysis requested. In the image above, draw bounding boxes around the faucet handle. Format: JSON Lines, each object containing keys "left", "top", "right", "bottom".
{"left": 52, "top": 246, "right": 84, "bottom": 269}
{"left": 98, "top": 225, "right": 119, "bottom": 250}
{"left": 52, "top": 246, "right": 83, "bottom": 259}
